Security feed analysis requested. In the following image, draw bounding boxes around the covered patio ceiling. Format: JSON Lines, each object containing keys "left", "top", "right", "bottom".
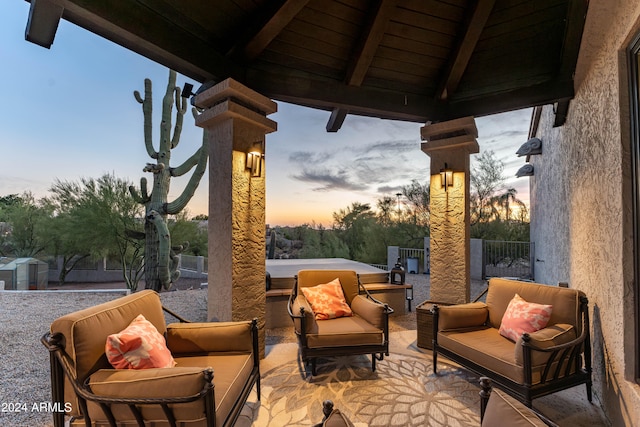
{"left": 25, "top": 0, "right": 588, "bottom": 130}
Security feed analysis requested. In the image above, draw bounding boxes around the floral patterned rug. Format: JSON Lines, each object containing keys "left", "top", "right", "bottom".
{"left": 244, "top": 332, "right": 481, "bottom": 426}
{"left": 236, "top": 330, "right": 605, "bottom": 427}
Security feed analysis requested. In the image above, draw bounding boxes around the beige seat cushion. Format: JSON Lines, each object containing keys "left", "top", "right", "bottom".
{"left": 86, "top": 353, "right": 254, "bottom": 427}
{"left": 482, "top": 388, "right": 548, "bottom": 427}
{"left": 167, "top": 321, "right": 254, "bottom": 354}
{"left": 514, "top": 324, "right": 576, "bottom": 366}
{"left": 439, "top": 326, "right": 573, "bottom": 385}
{"left": 87, "top": 367, "right": 209, "bottom": 425}
{"left": 175, "top": 353, "right": 255, "bottom": 427}
{"left": 306, "top": 316, "right": 383, "bottom": 348}
{"left": 439, "top": 327, "right": 522, "bottom": 382}
{"left": 350, "top": 294, "right": 386, "bottom": 329}
{"left": 438, "top": 302, "right": 489, "bottom": 330}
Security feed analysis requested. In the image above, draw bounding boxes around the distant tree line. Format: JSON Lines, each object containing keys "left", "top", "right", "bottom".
{"left": 268, "top": 150, "right": 529, "bottom": 264}
{"left": 0, "top": 150, "right": 528, "bottom": 284}
{"left": 0, "top": 173, "right": 207, "bottom": 290}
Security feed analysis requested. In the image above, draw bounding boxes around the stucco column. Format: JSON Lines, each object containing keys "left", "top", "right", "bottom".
{"left": 421, "top": 117, "right": 479, "bottom": 304}
{"left": 194, "top": 79, "right": 277, "bottom": 357}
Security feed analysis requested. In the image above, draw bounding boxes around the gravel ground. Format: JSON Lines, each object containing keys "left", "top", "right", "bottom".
{"left": 0, "top": 274, "right": 486, "bottom": 426}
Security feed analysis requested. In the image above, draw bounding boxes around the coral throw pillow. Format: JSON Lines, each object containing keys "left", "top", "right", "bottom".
{"left": 300, "top": 278, "right": 353, "bottom": 320}
{"left": 499, "top": 294, "right": 553, "bottom": 342}
{"left": 106, "top": 314, "right": 176, "bottom": 369}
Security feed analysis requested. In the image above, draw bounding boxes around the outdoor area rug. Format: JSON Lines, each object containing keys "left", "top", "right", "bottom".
{"left": 243, "top": 332, "right": 482, "bottom": 426}
{"left": 240, "top": 330, "right": 606, "bottom": 426}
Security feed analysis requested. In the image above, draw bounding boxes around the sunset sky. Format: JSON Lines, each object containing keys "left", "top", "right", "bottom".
{"left": 1, "top": 2, "right": 532, "bottom": 227}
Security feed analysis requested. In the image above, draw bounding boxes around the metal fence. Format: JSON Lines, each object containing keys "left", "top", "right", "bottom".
{"left": 180, "top": 255, "right": 208, "bottom": 274}
{"left": 482, "top": 240, "right": 534, "bottom": 280}
{"left": 398, "top": 247, "right": 429, "bottom": 274}
{"left": 105, "top": 257, "right": 122, "bottom": 271}
{"left": 180, "top": 255, "right": 197, "bottom": 271}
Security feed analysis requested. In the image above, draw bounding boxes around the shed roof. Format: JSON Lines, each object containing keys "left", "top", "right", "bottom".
{"left": 0, "top": 257, "right": 48, "bottom": 269}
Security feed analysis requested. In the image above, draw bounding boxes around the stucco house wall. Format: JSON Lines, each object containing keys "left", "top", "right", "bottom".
{"left": 529, "top": 1, "right": 640, "bottom": 424}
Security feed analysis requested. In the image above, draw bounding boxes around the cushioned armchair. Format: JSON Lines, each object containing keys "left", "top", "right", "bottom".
{"left": 41, "top": 290, "right": 260, "bottom": 427}
{"left": 287, "top": 270, "right": 392, "bottom": 375}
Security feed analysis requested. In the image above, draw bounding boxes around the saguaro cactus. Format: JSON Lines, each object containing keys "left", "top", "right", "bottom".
{"left": 129, "top": 70, "right": 208, "bottom": 291}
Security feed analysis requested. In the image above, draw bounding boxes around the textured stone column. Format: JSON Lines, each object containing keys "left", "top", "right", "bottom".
{"left": 421, "top": 117, "right": 479, "bottom": 304}
{"left": 194, "top": 79, "right": 277, "bottom": 357}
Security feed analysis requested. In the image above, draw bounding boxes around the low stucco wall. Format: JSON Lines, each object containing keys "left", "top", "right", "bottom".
{"left": 530, "top": 1, "right": 640, "bottom": 424}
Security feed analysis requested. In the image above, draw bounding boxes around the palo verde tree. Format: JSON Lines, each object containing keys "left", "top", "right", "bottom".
{"left": 0, "top": 192, "right": 52, "bottom": 258}
{"left": 47, "top": 174, "right": 145, "bottom": 289}
{"left": 332, "top": 202, "right": 376, "bottom": 261}
{"left": 129, "top": 70, "right": 208, "bottom": 292}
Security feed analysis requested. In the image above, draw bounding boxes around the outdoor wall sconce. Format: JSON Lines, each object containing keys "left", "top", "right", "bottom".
{"left": 516, "top": 164, "right": 534, "bottom": 177}
{"left": 181, "top": 82, "right": 195, "bottom": 99}
{"left": 440, "top": 163, "right": 454, "bottom": 190}
{"left": 181, "top": 81, "right": 217, "bottom": 107}
{"left": 516, "top": 137, "right": 542, "bottom": 162}
{"left": 246, "top": 141, "right": 264, "bottom": 178}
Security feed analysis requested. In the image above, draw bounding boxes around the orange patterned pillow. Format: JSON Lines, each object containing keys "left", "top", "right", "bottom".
{"left": 106, "top": 314, "right": 176, "bottom": 369}
{"left": 300, "top": 278, "right": 353, "bottom": 320}
{"left": 499, "top": 294, "right": 552, "bottom": 342}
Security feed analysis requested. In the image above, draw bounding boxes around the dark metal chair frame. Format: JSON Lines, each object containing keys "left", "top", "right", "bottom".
{"left": 42, "top": 307, "right": 260, "bottom": 427}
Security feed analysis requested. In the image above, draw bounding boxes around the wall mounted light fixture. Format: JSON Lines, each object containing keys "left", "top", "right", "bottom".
{"left": 246, "top": 141, "right": 264, "bottom": 177}
{"left": 440, "top": 163, "right": 454, "bottom": 190}
{"left": 181, "top": 82, "right": 195, "bottom": 99}
{"left": 515, "top": 164, "right": 534, "bottom": 177}
{"left": 515, "top": 137, "right": 542, "bottom": 162}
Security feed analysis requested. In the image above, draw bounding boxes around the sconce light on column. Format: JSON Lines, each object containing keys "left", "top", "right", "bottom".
{"left": 246, "top": 141, "right": 264, "bottom": 178}
{"left": 440, "top": 163, "right": 453, "bottom": 191}
{"left": 181, "top": 82, "right": 195, "bottom": 99}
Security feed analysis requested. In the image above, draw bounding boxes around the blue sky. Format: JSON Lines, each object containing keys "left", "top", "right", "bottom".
{"left": 1, "top": 1, "right": 531, "bottom": 226}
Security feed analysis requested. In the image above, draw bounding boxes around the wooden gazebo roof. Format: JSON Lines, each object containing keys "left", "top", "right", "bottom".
{"left": 25, "top": 0, "right": 588, "bottom": 130}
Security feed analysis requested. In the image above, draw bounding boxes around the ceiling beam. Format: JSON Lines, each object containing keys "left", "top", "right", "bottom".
{"left": 446, "top": 79, "right": 576, "bottom": 119}
{"left": 325, "top": 110, "right": 348, "bottom": 132}
{"left": 24, "top": 0, "right": 586, "bottom": 127}
{"left": 553, "top": 98, "right": 571, "bottom": 127}
{"left": 557, "top": 0, "right": 589, "bottom": 81}
{"left": 25, "top": 0, "right": 63, "bottom": 49}
{"left": 247, "top": 67, "right": 577, "bottom": 124}
{"left": 36, "top": 0, "right": 242, "bottom": 83}
{"left": 247, "top": 68, "right": 438, "bottom": 122}
{"left": 435, "top": 0, "right": 496, "bottom": 101}
{"left": 326, "top": 109, "right": 348, "bottom": 132}
{"left": 242, "top": 0, "right": 311, "bottom": 61}
{"left": 345, "top": 0, "right": 397, "bottom": 86}
{"left": 327, "top": 0, "right": 397, "bottom": 132}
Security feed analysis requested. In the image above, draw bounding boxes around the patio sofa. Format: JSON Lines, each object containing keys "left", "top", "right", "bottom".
{"left": 432, "top": 277, "right": 592, "bottom": 407}
{"left": 41, "top": 289, "right": 260, "bottom": 427}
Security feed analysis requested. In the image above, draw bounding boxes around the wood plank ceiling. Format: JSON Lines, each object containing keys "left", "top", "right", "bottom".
{"left": 25, "top": 0, "right": 588, "bottom": 130}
